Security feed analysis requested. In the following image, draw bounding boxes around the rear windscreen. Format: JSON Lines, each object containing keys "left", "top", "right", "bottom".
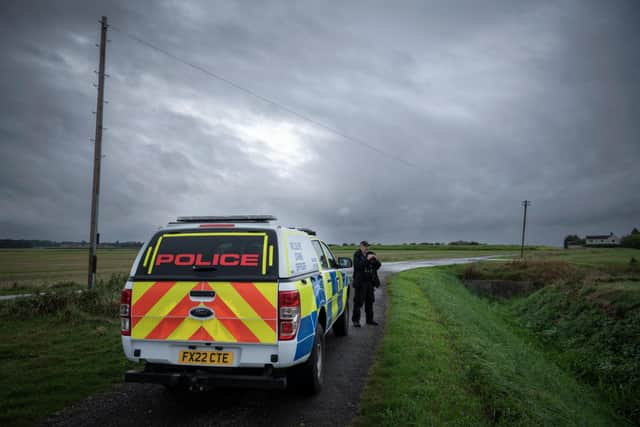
{"left": 135, "top": 230, "right": 277, "bottom": 281}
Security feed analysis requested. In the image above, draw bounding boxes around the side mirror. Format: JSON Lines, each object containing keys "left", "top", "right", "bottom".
{"left": 338, "top": 257, "right": 352, "bottom": 268}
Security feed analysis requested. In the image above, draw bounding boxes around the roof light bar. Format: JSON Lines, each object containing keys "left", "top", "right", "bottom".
{"left": 295, "top": 228, "right": 317, "bottom": 236}
{"left": 174, "top": 215, "right": 277, "bottom": 224}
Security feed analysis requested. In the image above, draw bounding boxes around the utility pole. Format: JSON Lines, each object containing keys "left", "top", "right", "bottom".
{"left": 88, "top": 16, "right": 108, "bottom": 289}
{"left": 520, "top": 200, "right": 531, "bottom": 259}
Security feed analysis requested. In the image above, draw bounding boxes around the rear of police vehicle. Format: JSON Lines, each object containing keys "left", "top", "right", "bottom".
{"left": 121, "top": 216, "right": 331, "bottom": 393}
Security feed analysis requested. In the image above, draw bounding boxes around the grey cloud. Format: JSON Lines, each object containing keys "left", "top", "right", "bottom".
{"left": 0, "top": 0, "right": 638, "bottom": 246}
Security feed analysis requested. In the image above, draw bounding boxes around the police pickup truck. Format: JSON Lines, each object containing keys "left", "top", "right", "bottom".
{"left": 121, "top": 216, "right": 352, "bottom": 394}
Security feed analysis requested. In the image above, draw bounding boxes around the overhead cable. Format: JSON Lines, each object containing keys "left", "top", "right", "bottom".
{"left": 109, "top": 25, "right": 418, "bottom": 169}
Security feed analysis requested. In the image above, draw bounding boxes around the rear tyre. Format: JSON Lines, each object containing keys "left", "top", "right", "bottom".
{"left": 290, "top": 322, "right": 325, "bottom": 394}
{"left": 332, "top": 299, "right": 349, "bottom": 337}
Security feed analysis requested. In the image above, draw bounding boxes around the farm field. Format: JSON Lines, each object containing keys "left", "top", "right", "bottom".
{"left": 523, "top": 247, "right": 640, "bottom": 267}
{"left": 1, "top": 246, "right": 635, "bottom": 295}
{"left": 330, "top": 248, "right": 516, "bottom": 262}
{"left": 0, "top": 248, "right": 139, "bottom": 294}
{"left": 0, "top": 246, "right": 519, "bottom": 295}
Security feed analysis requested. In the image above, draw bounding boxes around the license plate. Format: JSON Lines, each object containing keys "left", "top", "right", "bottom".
{"left": 178, "top": 350, "right": 234, "bottom": 366}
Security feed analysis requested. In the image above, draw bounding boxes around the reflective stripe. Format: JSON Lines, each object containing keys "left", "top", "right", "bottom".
{"left": 131, "top": 280, "right": 277, "bottom": 343}
{"left": 133, "top": 282, "right": 198, "bottom": 337}
{"left": 145, "top": 290, "right": 200, "bottom": 340}
{"left": 231, "top": 282, "right": 277, "bottom": 332}
{"left": 190, "top": 326, "right": 214, "bottom": 341}
{"left": 147, "top": 236, "right": 164, "bottom": 274}
{"left": 262, "top": 235, "right": 268, "bottom": 275}
{"left": 299, "top": 281, "right": 316, "bottom": 317}
{"left": 142, "top": 247, "right": 152, "bottom": 267}
{"left": 212, "top": 283, "right": 275, "bottom": 342}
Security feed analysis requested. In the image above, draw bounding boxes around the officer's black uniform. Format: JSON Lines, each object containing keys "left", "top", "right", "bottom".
{"left": 351, "top": 249, "right": 381, "bottom": 326}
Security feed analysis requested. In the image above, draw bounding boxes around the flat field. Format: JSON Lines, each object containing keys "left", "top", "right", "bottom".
{"left": 1, "top": 245, "right": 633, "bottom": 295}
{"left": 331, "top": 248, "right": 516, "bottom": 262}
{"left": 524, "top": 247, "right": 640, "bottom": 267}
{"left": 0, "top": 248, "right": 139, "bottom": 293}
{"left": 0, "top": 246, "right": 518, "bottom": 294}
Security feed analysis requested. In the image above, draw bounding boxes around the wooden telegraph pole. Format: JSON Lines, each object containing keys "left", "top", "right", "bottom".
{"left": 520, "top": 200, "right": 531, "bottom": 259}
{"left": 88, "top": 16, "right": 108, "bottom": 289}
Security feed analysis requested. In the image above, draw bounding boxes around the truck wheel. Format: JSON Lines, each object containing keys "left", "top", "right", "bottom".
{"left": 291, "top": 322, "right": 325, "bottom": 394}
{"left": 332, "top": 301, "right": 349, "bottom": 337}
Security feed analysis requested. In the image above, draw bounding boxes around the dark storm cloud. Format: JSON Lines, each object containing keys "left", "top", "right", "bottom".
{"left": 0, "top": 0, "right": 638, "bottom": 246}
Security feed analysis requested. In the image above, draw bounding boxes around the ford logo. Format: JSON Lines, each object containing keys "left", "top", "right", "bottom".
{"left": 189, "top": 306, "right": 215, "bottom": 319}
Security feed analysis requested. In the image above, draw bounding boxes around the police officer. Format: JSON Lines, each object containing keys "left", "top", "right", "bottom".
{"left": 351, "top": 240, "right": 381, "bottom": 327}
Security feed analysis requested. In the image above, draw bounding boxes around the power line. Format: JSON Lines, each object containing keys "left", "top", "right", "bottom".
{"left": 520, "top": 200, "right": 531, "bottom": 259}
{"left": 88, "top": 16, "right": 108, "bottom": 289}
{"left": 109, "top": 25, "right": 419, "bottom": 169}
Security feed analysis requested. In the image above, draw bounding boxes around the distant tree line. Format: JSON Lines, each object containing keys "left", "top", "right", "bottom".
{"left": 621, "top": 228, "right": 640, "bottom": 249}
{"left": 0, "top": 239, "right": 60, "bottom": 248}
{"left": 563, "top": 235, "right": 586, "bottom": 249}
{"left": 0, "top": 239, "right": 143, "bottom": 249}
{"left": 335, "top": 241, "right": 483, "bottom": 247}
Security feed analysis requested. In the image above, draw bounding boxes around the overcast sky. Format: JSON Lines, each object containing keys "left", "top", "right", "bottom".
{"left": 0, "top": 0, "right": 638, "bottom": 246}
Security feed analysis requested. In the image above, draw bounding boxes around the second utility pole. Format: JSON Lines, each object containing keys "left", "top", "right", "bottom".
{"left": 520, "top": 200, "right": 531, "bottom": 259}
{"left": 88, "top": 16, "right": 108, "bottom": 289}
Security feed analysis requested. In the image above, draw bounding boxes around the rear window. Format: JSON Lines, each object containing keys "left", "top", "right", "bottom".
{"left": 134, "top": 230, "right": 278, "bottom": 281}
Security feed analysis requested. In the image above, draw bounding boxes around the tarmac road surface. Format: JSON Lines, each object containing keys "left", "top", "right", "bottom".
{"left": 40, "top": 256, "right": 499, "bottom": 427}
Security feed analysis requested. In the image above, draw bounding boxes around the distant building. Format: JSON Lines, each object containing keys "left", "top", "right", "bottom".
{"left": 585, "top": 233, "right": 620, "bottom": 246}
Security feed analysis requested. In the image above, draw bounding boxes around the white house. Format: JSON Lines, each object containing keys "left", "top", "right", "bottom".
{"left": 585, "top": 233, "right": 620, "bottom": 246}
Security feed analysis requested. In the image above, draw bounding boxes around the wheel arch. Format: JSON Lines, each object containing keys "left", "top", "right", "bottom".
{"left": 317, "top": 306, "right": 327, "bottom": 333}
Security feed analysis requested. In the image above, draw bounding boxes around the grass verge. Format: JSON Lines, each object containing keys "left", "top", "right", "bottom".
{"left": 459, "top": 255, "right": 640, "bottom": 423}
{"left": 0, "top": 275, "right": 135, "bottom": 426}
{"left": 355, "top": 269, "right": 488, "bottom": 426}
{"left": 358, "top": 268, "right": 626, "bottom": 426}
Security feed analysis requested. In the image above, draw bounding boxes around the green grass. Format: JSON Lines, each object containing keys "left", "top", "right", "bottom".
{"left": 507, "top": 279, "right": 640, "bottom": 424}
{"left": 358, "top": 268, "right": 626, "bottom": 426}
{"left": 330, "top": 243, "right": 544, "bottom": 251}
{"left": 0, "top": 248, "right": 138, "bottom": 294}
{"left": 355, "top": 270, "right": 489, "bottom": 426}
{"left": 0, "top": 276, "right": 135, "bottom": 426}
{"left": 331, "top": 248, "right": 515, "bottom": 262}
{"left": 0, "top": 318, "right": 134, "bottom": 426}
{"left": 457, "top": 253, "right": 640, "bottom": 424}
{"left": 524, "top": 247, "right": 640, "bottom": 268}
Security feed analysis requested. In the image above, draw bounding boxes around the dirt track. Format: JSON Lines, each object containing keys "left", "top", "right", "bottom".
{"left": 40, "top": 275, "right": 390, "bottom": 427}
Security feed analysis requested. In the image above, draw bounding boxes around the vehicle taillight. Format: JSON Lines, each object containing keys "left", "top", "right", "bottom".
{"left": 278, "top": 290, "right": 300, "bottom": 341}
{"left": 120, "top": 288, "right": 132, "bottom": 336}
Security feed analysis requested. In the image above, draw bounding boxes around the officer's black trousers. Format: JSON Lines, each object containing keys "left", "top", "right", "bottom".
{"left": 352, "top": 281, "right": 374, "bottom": 323}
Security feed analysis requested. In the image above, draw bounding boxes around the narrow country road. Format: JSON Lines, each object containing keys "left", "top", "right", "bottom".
{"left": 39, "top": 256, "right": 498, "bottom": 427}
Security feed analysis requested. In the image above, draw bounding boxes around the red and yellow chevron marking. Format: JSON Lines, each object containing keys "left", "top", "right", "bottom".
{"left": 131, "top": 281, "right": 278, "bottom": 344}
